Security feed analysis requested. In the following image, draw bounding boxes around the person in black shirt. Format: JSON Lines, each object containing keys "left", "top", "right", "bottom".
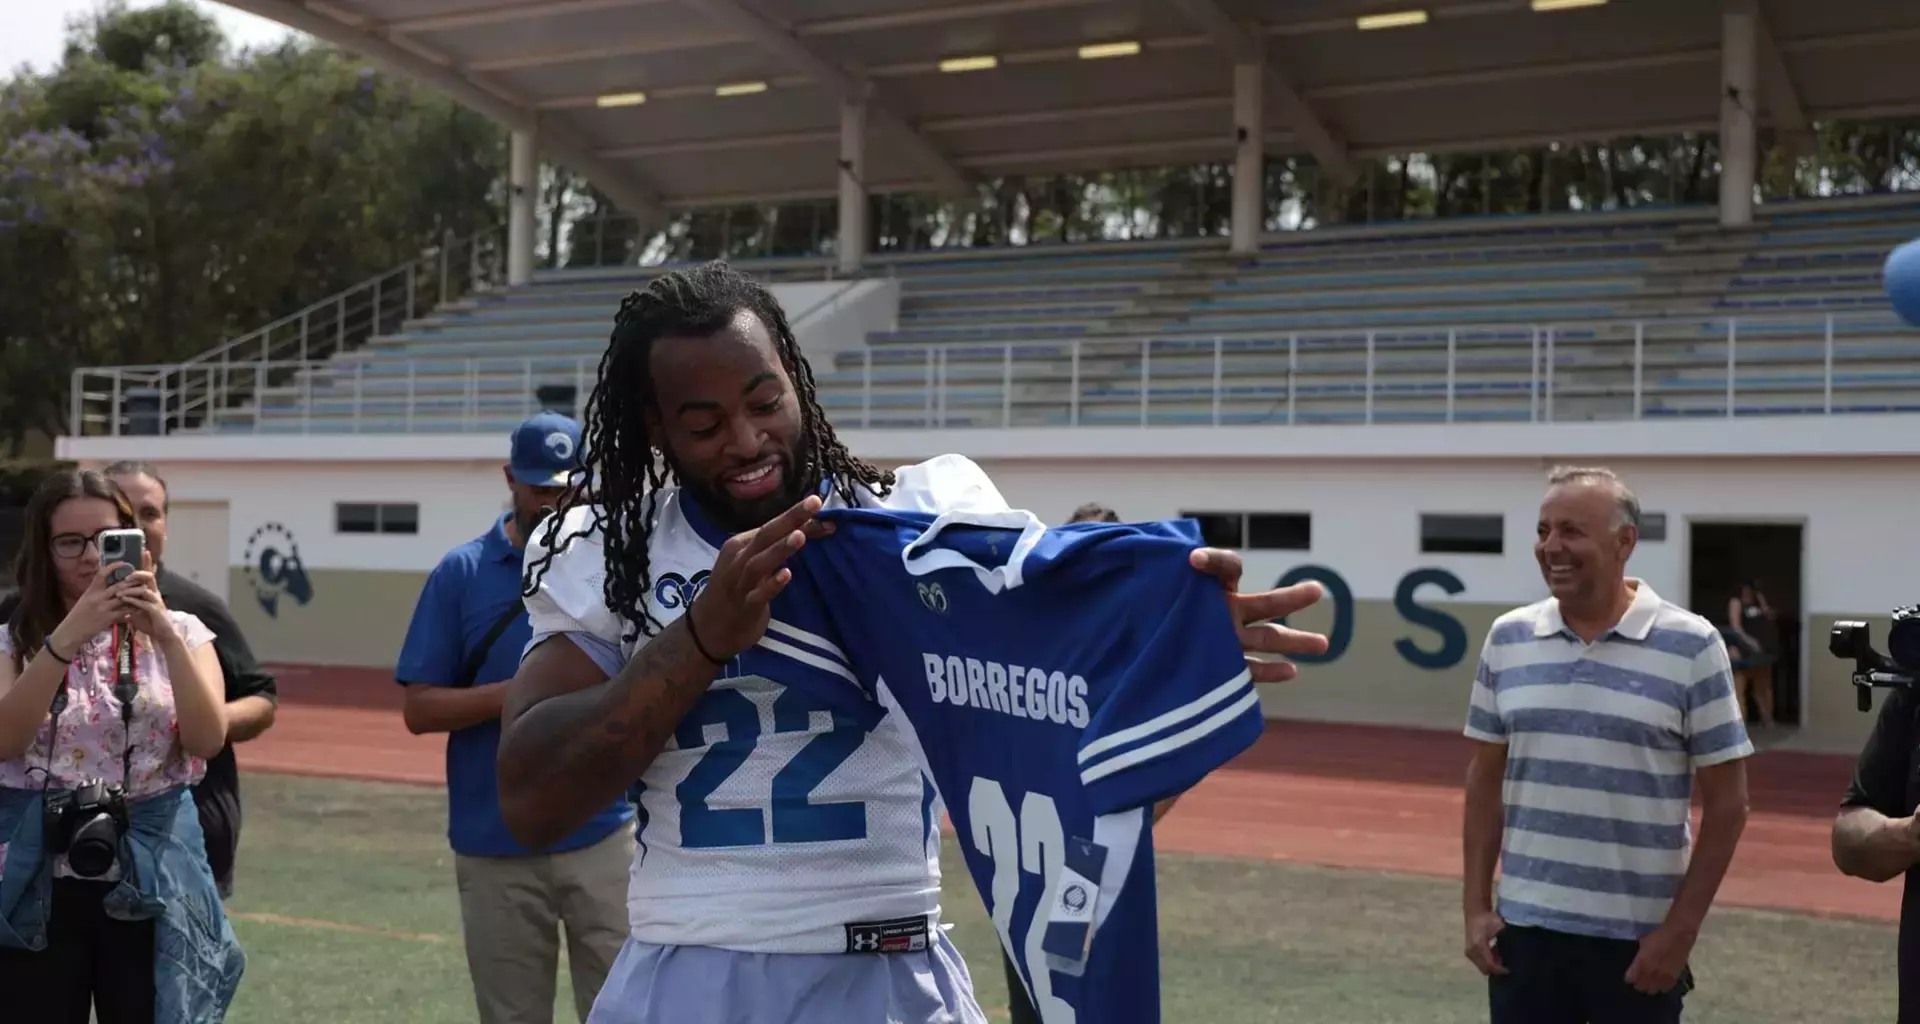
{"left": 105, "top": 460, "right": 278, "bottom": 898}
{"left": 1833, "top": 684, "right": 1920, "bottom": 1020}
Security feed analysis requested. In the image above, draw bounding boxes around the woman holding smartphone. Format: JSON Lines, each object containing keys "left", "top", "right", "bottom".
{"left": 0, "top": 468, "right": 244, "bottom": 1023}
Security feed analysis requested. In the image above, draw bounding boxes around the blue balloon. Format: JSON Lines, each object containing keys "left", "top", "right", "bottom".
{"left": 1886, "top": 238, "right": 1920, "bottom": 327}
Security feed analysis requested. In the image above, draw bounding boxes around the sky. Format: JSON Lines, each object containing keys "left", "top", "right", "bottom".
{"left": 1, "top": 0, "right": 306, "bottom": 76}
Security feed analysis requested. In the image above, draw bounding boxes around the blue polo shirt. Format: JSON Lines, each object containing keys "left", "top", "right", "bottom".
{"left": 396, "top": 513, "right": 635, "bottom": 858}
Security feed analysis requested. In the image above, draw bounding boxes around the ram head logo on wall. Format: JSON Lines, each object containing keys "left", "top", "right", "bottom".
{"left": 243, "top": 522, "right": 314, "bottom": 618}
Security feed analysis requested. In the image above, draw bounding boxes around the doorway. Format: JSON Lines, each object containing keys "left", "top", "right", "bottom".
{"left": 1688, "top": 522, "right": 1804, "bottom": 729}
{"left": 167, "top": 501, "right": 232, "bottom": 606}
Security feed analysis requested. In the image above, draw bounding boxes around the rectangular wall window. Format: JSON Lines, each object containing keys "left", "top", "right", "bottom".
{"left": 1179, "top": 511, "right": 1312, "bottom": 551}
{"left": 1181, "top": 512, "right": 1244, "bottom": 550}
{"left": 336, "top": 502, "right": 420, "bottom": 535}
{"left": 1420, "top": 513, "right": 1503, "bottom": 555}
{"left": 1246, "top": 513, "right": 1311, "bottom": 551}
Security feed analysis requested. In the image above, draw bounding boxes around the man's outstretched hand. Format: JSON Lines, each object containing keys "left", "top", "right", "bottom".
{"left": 1190, "top": 548, "right": 1330, "bottom": 684}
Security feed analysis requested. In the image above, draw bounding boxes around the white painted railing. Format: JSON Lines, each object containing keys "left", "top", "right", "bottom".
{"left": 67, "top": 309, "right": 1918, "bottom": 437}
{"left": 182, "top": 226, "right": 505, "bottom": 369}
{"left": 69, "top": 227, "right": 509, "bottom": 438}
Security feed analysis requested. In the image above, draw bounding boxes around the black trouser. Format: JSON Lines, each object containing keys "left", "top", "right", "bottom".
{"left": 193, "top": 782, "right": 239, "bottom": 899}
{"left": 1489, "top": 924, "right": 1694, "bottom": 1024}
{"left": 0, "top": 878, "right": 157, "bottom": 1024}
{"left": 1004, "top": 946, "right": 1042, "bottom": 1024}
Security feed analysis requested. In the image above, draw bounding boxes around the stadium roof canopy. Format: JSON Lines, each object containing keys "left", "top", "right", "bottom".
{"left": 227, "top": 0, "right": 1920, "bottom": 219}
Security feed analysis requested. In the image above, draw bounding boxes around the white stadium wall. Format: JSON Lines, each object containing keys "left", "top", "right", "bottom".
{"left": 149, "top": 458, "right": 518, "bottom": 671}
{"left": 786, "top": 278, "right": 900, "bottom": 358}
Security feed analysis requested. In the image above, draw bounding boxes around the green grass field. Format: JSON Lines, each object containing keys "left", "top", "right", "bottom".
{"left": 221, "top": 774, "right": 1901, "bottom": 1023}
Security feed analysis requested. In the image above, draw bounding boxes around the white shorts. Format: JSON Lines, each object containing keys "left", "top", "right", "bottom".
{"left": 586, "top": 929, "right": 986, "bottom": 1024}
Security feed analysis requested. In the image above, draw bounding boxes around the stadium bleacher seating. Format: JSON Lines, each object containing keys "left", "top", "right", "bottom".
{"left": 199, "top": 197, "right": 1920, "bottom": 434}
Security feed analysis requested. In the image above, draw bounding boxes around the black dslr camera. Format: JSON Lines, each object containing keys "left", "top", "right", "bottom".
{"left": 1830, "top": 605, "right": 1920, "bottom": 712}
{"left": 43, "top": 780, "right": 129, "bottom": 878}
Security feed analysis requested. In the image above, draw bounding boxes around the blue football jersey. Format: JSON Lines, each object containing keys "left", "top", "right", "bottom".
{"left": 754, "top": 507, "right": 1263, "bottom": 1024}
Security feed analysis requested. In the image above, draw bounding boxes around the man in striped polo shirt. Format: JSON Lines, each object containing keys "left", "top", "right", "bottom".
{"left": 1461, "top": 466, "right": 1753, "bottom": 1023}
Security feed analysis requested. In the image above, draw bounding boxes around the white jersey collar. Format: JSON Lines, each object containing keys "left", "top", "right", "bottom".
{"left": 899, "top": 508, "right": 1048, "bottom": 594}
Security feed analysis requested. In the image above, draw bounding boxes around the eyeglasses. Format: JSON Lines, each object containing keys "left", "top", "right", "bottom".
{"left": 49, "top": 532, "right": 105, "bottom": 560}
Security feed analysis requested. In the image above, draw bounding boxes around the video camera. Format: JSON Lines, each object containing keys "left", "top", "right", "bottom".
{"left": 1830, "top": 605, "right": 1920, "bottom": 711}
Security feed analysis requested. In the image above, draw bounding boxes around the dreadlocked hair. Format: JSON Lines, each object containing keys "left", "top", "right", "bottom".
{"left": 520, "top": 259, "right": 895, "bottom": 643}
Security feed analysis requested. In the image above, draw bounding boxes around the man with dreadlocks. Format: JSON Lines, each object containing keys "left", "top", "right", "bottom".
{"left": 497, "top": 261, "right": 1331, "bottom": 1023}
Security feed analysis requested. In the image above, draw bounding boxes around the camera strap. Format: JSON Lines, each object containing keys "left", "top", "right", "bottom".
{"left": 111, "top": 624, "right": 137, "bottom": 791}
{"left": 39, "top": 667, "right": 69, "bottom": 793}
{"left": 34, "top": 629, "right": 138, "bottom": 794}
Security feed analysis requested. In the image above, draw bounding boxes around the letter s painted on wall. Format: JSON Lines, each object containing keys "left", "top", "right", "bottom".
{"left": 1394, "top": 568, "right": 1468, "bottom": 670}
{"left": 1272, "top": 565, "right": 1469, "bottom": 671}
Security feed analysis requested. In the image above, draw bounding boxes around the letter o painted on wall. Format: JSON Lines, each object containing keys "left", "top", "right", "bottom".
{"left": 1275, "top": 564, "right": 1353, "bottom": 664}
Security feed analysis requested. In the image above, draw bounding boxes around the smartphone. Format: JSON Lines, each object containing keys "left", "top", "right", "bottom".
{"left": 99, "top": 528, "right": 145, "bottom": 584}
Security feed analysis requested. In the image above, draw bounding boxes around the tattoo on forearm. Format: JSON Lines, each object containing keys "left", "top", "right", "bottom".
{"left": 505, "top": 621, "right": 716, "bottom": 807}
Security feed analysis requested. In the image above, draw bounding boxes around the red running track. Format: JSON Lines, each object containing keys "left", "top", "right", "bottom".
{"left": 242, "top": 664, "right": 1898, "bottom": 924}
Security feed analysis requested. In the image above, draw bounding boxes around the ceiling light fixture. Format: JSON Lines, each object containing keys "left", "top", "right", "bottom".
{"left": 1078, "top": 41, "right": 1142, "bottom": 60}
{"left": 715, "top": 81, "right": 768, "bottom": 97}
{"left": 1356, "top": 10, "right": 1429, "bottom": 29}
{"left": 595, "top": 92, "right": 647, "bottom": 108}
{"left": 938, "top": 55, "right": 999, "bottom": 73}
{"left": 1531, "top": 0, "right": 1607, "bottom": 10}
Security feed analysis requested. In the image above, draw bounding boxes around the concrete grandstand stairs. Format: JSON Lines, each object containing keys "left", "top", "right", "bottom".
{"left": 1541, "top": 331, "right": 1650, "bottom": 422}
{"left": 1102, "top": 260, "right": 1236, "bottom": 332}
{"left": 1638, "top": 230, "right": 1751, "bottom": 314}
{"left": 885, "top": 241, "right": 1215, "bottom": 346}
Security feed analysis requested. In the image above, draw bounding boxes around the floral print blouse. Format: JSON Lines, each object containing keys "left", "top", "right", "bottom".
{"left": 0, "top": 611, "right": 216, "bottom": 797}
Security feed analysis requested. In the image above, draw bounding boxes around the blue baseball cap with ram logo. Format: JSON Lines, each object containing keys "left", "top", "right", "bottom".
{"left": 509, "top": 411, "right": 583, "bottom": 488}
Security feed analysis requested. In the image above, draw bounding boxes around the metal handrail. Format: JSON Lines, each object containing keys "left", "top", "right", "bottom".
{"left": 66, "top": 225, "right": 506, "bottom": 438}
{"left": 66, "top": 308, "right": 1919, "bottom": 438}
{"left": 180, "top": 224, "right": 504, "bottom": 368}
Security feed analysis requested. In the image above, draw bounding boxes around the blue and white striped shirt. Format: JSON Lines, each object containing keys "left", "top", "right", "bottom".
{"left": 1463, "top": 579, "right": 1753, "bottom": 941}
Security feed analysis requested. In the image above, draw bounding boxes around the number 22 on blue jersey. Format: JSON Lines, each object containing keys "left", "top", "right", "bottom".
{"left": 972, "top": 776, "right": 1075, "bottom": 1024}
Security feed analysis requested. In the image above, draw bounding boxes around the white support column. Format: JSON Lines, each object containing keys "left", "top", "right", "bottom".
{"left": 508, "top": 129, "right": 538, "bottom": 286}
{"left": 838, "top": 98, "right": 869, "bottom": 276}
{"left": 1230, "top": 56, "right": 1264, "bottom": 255}
{"left": 1719, "top": 0, "right": 1758, "bottom": 228}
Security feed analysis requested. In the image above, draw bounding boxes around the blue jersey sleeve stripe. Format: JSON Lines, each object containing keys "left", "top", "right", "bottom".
{"left": 763, "top": 617, "right": 851, "bottom": 666}
{"left": 1078, "top": 670, "right": 1253, "bottom": 767}
{"left": 1090, "top": 810, "right": 1145, "bottom": 928}
{"left": 756, "top": 634, "right": 861, "bottom": 686}
{"left": 1080, "top": 682, "right": 1260, "bottom": 786}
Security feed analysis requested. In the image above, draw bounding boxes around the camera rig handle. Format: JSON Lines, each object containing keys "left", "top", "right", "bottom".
{"left": 1832, "top": 620, "right": 1917, "bottom": 713}
{"left": 1853, "top": 664, "right": 1918, "bottom": 712}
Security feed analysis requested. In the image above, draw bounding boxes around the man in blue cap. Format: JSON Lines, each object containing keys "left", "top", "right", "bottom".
{"left": 396, "top": 411, "right": 637, "bottom": 1024}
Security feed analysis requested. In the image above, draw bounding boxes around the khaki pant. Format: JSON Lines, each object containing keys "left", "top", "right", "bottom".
{"left": 454, "top": 826, "right": 635, "bottom": 1024}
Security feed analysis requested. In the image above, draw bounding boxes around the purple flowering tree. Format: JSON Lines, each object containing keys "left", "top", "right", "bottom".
{"left": 0, "top": 1, "right": 505, "bottom": 452}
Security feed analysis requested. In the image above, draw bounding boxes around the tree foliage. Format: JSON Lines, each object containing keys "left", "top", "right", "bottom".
{"left": 610, "top": 124, "right": 1920, "bottom": 267}
{"left": 0, "top": 1, "right": 504, "bottom": 452}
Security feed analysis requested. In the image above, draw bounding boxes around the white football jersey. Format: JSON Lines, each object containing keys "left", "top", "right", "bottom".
{"left": 522, "top": 455, "right": 1011, "bottom": 954}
